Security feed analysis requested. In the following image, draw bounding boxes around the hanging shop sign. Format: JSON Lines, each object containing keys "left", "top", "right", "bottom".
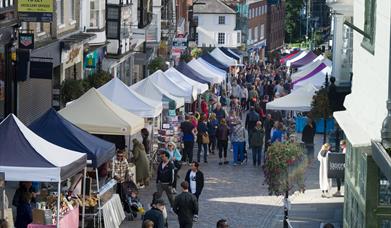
{"left": 19, "top": 33, "right": 35, "bottom": 49}
{"left": 18, "top": 0, "right": 54, "bottom": 22}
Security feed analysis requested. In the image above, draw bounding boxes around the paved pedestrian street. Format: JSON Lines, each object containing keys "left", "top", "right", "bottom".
{"left": 122, "top": 135, "right": 344, "bottom": 228}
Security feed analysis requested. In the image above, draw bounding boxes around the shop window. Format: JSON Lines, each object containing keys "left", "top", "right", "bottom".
{"left": 361, "top": 0, "right": 376, "bottom": 54}
{"left": 381, "top": 219, "right": 391, "bottom": 228}
{"left": 56, "top": 0, "right": 64, "bottom": 25}
{"left": 217, "top": 33, "right": 225, "bottom": 45}
{"left": 379, "top": 168, "right": 391, "bottom": 206}
{"left": 68, "top": 0, "right": 75, "bottom": 21}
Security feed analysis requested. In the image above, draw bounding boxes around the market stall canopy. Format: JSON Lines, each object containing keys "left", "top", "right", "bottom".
{"left": 130, "top": 76, "right": 185, "bottom": 109}
{"left": 187, "top": 59, "right": 224, "bottom": 84}
{"left": 219, "top": 47, "right": 241, "bottom": 61}
{"left": 199, "top": 53, "right": 229, "bottom": 71}
{"left": 297, "top": 54, "right": 327, "bottom": 71}
{"left": 292, "top": 64, "right": 332, "bottom": 90}
{"left": 175, "top": 61, "right": 210, "bottom": 84}
{"left": 164, "top": 67, "right": 209, "bottom": 95}
{"left": 59, "top": 88, "right": 144, "bottom": 135}
{"left": 147, "top": 70, "right": 196, "bottom": 103}
{"left": 266, "top": 84, "right": 318, "bottom": 112}
{"left": 29, "top": 109, "right": 115, "bottom": 168}
{"left": 290, "top": 51, "right": 318, "bottom": 68}
{"left": 197, "top": 57, "right": 228, "bottom": 76}
{"left": 0, "top": 114, "right": 87, "bottom": 182}
{"left": 286, "top": 51, "right": 308, "bottom": 67}
{"left": 98, "top": 77, "right": 163, "bottom": 118}
{"left": 291, "top": 58, "right": 332, "bottom": 81}
{"left": 280, "top": 49, "right": 300, "bottom": 64}
{"left": 210, "top": 48, "right": 237, "bottom": 66}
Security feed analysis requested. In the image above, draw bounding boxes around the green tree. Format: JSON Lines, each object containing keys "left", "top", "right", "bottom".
{"left": 85, "top": 70, "right": 112, "bottom": 89}
{"left": 60, "top": 79, "right": 87, "bottom": 106}
{"left": 180, "top": 53, "right": 192, "bottom": 63}
{"left": 285, "top": 0, "right": 304, "bottom": 42}
{"left": 148, "top": 56, "right": 167, "bottom": 74}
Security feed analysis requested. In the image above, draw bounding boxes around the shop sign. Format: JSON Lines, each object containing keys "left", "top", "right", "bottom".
{"left": 172, "top": 37, "right": 188, "bottom": 50}
{"left": 168, "top": 110, "right": 176, "bottom": 116}
{"left": 19, "top": 33, "right": 34, "bottom": 49}
{"left": 18, "top": 0, "right": 54, "bottom": 22}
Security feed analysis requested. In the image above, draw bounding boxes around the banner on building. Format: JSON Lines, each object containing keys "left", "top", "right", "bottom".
{"left": 327, "top": 153, "right": 345, "bottom": 179}
{"left": 18, "top": 0, "right": 54, "bottom": 22}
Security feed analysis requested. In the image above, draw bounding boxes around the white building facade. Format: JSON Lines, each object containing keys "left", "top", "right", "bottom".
{"left": 194, "top": 0, "right": 241, "bottom": 48}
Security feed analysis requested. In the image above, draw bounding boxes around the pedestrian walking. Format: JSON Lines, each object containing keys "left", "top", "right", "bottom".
{"left": 245, "top": 106, "right": 260, "bottom": 148}
{"left": 318, "top": 143, "right": 332, "bottom": 198}
{"left": 141, "top": 128, "right": 151, "bottom": 154}
{"left": 271, "top": 122, "right": 284, "bottom": 143}
{"left": 231, "top": 121, "right": 246, "bottom": 165}
{"left": 197, "top": 115, "right": 209, "bottom": 163}
{"left": 131, "top": 139, "right": 150, "bottom": 188}
{"left": 263, "top": 114, "right": 273, "bottom": 153}
{"left": 180, "top": 115, "right": 196, "bottom": 164}
{"left": 143, "top": 199, "right": 166, "bottom": 228}
{"left": 185, "top": 162, "right": 205, "bottom": 200}
{"left": 302, "top": 118, "right": 316, "bottom": 162}
{"left": 173, "top": 181, "right": 199, "bottom": 228}
{"left": 113, "top": 149, "right": 132, "bottom": 211}
{"left": 213, "top": 103, "right": 226, "bottom": 123}
{"left": 156, "top": 151, "right": 175, "bottom": 209}
{"left": 250, "top": 121, "right": 264, "bottom": 166}
{"left": 166, "top": 142, "right": 182, "bottom": 194}
{"left": 216, "top": 118, "right": 230, "bottom": 165}
{"left": 208, "top": 113, "right": 219, "bottom": 155}
{"left": 216, "top": 219, "right": 229, "bottom": 228}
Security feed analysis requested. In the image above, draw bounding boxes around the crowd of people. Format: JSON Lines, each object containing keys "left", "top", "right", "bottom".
{"left": 108, "top": 59, "right": 345, "bottom": 228}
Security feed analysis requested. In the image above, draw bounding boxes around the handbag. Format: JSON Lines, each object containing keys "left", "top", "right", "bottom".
{"left": 202, "top": 133, "right": 210, "bottom": 144}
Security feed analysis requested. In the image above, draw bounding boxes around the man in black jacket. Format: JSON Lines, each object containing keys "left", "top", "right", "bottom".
{"left": 173, "top": 181, "right": 199, "bottom": 228}
{"left": 143, "top": 199, "right": 165, "bottom": 228}
{"left": 245, "top": 106, "right": 260, "bottom": 148}
{"left": 185, "top": 162, "right": 204, "bottom": 200}
{"left": 156, "top": 150, "right": 175, "bottom": 209}
{"left": 302, "top": 118, "right": 316, "bottom": 162}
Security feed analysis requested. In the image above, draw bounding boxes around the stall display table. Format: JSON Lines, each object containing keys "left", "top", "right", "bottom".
{"left": 28, "top": 207, "right": 79, "bottom": 228}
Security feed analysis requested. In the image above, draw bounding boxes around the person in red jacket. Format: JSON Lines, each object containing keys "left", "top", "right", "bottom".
{"left": 201, "top": 97, "right": 209, "bottom": 118}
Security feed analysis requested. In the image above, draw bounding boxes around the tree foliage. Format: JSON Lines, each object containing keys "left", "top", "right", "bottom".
{"left": 310, "top": 87, "right": 332, "bottom": 120}
{"left": 148, "top": 56, "right": 167, "bottom": 74}
{"left": 285, "top": 0, "right": 304, "bottom": 42}
{"left": 180, "top": 53, "right": 192, "bottom": 63}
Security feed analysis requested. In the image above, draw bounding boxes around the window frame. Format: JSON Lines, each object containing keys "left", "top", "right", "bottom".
{"left": 361, "top": 0, "right": 376, "bottom": 54}
{"left": 218, "top": 16, "right": 225, "bottom": 25}
{"left": 56, "top": 0, "right": 64, "bottom": 26}
{"left": 217, "top": 32, "right": 225, "bottom": 45}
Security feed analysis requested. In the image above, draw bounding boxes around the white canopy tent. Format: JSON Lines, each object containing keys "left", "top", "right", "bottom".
{"left": 164, "top": 67, "right": 209, "bottom": 95}
{"left": 266, "top": 84, "right": 318, "bottom": 112}
{"left": 98, "top": 77, "right": 163, "bottom": 118}
{"left": 59, "top": 88, "right": 144, "bottom": 135}
{"left": 293, "top": 67, "right": 332, "bottom": 90}
{"left": 130, "top": 77, "right": 185, "bottom": 109}
{"left": 286, "top": 50, "right": 309, "bottom": 67}
{"left": 210, "top": 48, "right": 237, "bottom": 66}
{"left": 146, "top": 70, "right": 197, "bottom": 103}
{"left": 187, "top": 59, "right": 224, "bottom": 84}
{"left": 291, "top": 58, "right": 332, "bottom": 81}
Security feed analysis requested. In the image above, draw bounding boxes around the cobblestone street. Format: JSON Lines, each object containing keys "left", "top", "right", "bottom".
{"left": 122, "top": 135, "right": 344, "bottom": 228}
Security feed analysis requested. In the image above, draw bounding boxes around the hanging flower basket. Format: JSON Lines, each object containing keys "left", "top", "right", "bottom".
{"left": 263, "top": 142, "right": 307, "bottom": 195}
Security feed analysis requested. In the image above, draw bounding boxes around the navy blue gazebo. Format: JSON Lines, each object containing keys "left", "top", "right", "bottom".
{"left": 219, "top": 47, "right": 241, "bottom": 61}
{"left": 175, "top": 61, "right": 210, "bottom": 85}
{"left": 29, "top": 108, "right": 116, "bottom": 168}
{"left": 199, "top": 53, "right": 229, "bottom": 71}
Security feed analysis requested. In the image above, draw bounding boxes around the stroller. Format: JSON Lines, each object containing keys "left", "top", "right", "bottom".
{"left": 120, "top": 180, "right": 145, "bottom": 221}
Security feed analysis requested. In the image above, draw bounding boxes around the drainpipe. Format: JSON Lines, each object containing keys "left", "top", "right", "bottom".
{"left": 381, "top": 17, "right": 391, "bottom": 147}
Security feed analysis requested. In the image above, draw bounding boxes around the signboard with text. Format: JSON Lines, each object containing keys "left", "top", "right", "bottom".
{"left": 327, "top": 153, "right": 345, "bottom": 179}
{"left": 18, "top": 0, "right": 54, "bottom": 22}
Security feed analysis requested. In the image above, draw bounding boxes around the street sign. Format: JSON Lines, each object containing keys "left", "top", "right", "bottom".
{"left": 18, "top": 0, "right": 54, "bottom": 22}
{"left": 327, "top": 153, "right": 345, "bottom": 178}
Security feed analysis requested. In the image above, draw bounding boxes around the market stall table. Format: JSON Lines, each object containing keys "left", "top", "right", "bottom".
{"left": 27, "top": 207, "right": 79, "bottom": 228}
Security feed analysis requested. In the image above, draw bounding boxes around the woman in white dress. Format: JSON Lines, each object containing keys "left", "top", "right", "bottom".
{"left": 317, "top": 143, "right": 332, "bottom": 197}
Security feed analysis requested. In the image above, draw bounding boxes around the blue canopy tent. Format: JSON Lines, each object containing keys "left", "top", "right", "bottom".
{"left": 29, "top": 108, "right": 116, "bottom": 168}
{"left": 219, "top": 47, "right": 241, "bottom": 61}
{"left": 175, "top": 61, "right": 210, "bottom": 84}
{"left": 199, "top": 53, "right": 229, "bottom": 71}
